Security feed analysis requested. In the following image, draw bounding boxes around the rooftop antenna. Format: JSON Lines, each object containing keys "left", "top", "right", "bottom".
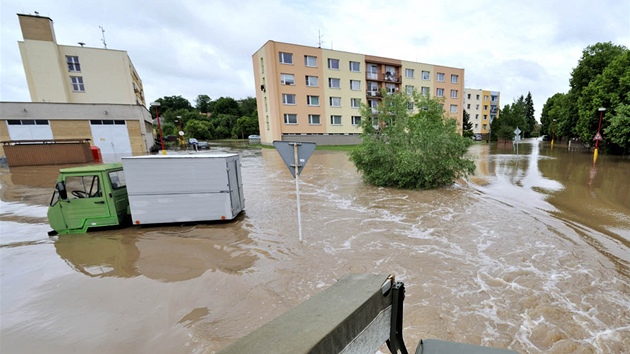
{"left": 318, "top": 30, "right": 324, "bottom": 48}
{"left": 99, "top": 25, "right": 107, "bottom": 49}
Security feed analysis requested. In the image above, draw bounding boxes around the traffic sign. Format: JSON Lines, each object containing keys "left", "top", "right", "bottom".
{"left": 514, "top": 127, "right": 521, "bottom": 136}
{"left": 273, "top": 141, "right": 316, "bottom": 178}
{"left": 593, "top": 132, "right": 603, "bottom": 141}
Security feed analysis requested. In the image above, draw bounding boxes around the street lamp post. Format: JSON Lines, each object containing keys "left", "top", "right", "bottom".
{"left": 594, "top": 107, "right": 606, "bottom": 162}
{"left": 150, "top": 102, "right": 166, "bottom": 155}
{"left": 175, "top": 115, "right": 184, "bottom": 148}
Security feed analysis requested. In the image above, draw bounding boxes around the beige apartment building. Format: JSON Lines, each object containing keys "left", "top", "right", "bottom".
{"left": 252, "top": 41, "right": 465, "bottom": 145}
{"left": 464, "top": 88, "right": 500, "bottom": 138}
{"left": 0, "top": 14, "right": 154, "bottom": 159}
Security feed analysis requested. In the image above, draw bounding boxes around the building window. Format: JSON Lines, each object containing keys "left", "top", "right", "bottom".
{"left": 467, "top": 93, "right": 471, "bottom": 99}
{"left": 350, "top": 80, "right": 361, "bottom": 90}
{"left": 284, "top": 114, "right": 297, "bottom": 124}
{"left": 279, "top": 52, "right": 293, "bottom": 64}
{"left": 7, "top": 119, "right": 49, "bottom": 125}
{"left": 282, "top": 93, "right": 296, "bottom": 105}
{"left": 467, "top": 104, "right": 471, "bottom": 109}
{"left": 349, "top": 61, "right": 360, "bottom": 72}
{"left": 386, "top": 84, "right": 397, "bottom": 94}
{"left": 309, "top": 114, "right": 321, "bottom": 125}
{"left": 422, "top": 71, "right": 430, "bottom": 80}
{"left": 405, "top": 85, "right": 414, "bottom": 94}
{"left": 450, "top": 90, "right": 458, "bottom": 98}
{"left": 421, "top": 87, "right": 430, "bottom": 96}
{"left": 484, "top": 95, "right": 489, "bottom": 101}
{"left": 306, "top": 75, "right": 318, "bottom": 87}
{"left": 329, "top": 78, "right": 340, "bottom": 88}
{"left": 405, "top": 68, "right": 414, "bottom": 78}
{"left": 436, "top": 88, "right": 444, "bottom": 97}
{"left": 451, "top": 74, "right": 459, "bottom": 84}
{"left": 328, "top": 58, "right": 340, "bottom": 69}
{"left": 484, "top": 105, "right": 488, "bottom": 110}
{"left": 476, "top": 94, "right": 480, "bottom": 100}
{"left": 307, "top": 95, "right": 320, "bottom": 106}
{"left": 482, "top": 124, "right": 487, "bottom": 130}
{"left": 330, "top": 97, "right": 341, "bottom": 107}
{"left": 436, "top": 72, "right": 444, "bottom": 82}
{"left": 484, "top": 115, "right": 488, "bottom": 120}
{"left": 368, "top": 81, "right": 379, "bottom": 93}
{"left": 476, "top": 104, "right": 480, "bottom": 109}
{"left": 408, "top": 102, "right": 414, "bottom": 110}
{"left": 367, "top": 64, "right": 378, "bottom": 79}
{"left": 475, "top": 114, "right": 479, "bottom": 119}
{"left": 475, "top": 123, "right": 479, "bottom": 128}
{"left": 70, "top": 76, "right": 85, "bottom": 92}
{"left": 491, "top": 95, "right": 498, "bottom": 102}
{"left": 304, "top": 55, "right": 317, "bottom": 67}
{"left": 330, "top": 115, "right": 342, "bottom": 125}
{"left": 281, "top": 73, "right": 295, "bottom": 85}
{"left": 450, "top": 105, "right": 458, "bottom": 113}
{"left": 66, "top": 56, "right": 81, "bottom": 72}
{"left": 351, "top": 116, "right": 361, "bottom": 125}
{"left": 351, "top": 98, "right": 361, "bottom": 108}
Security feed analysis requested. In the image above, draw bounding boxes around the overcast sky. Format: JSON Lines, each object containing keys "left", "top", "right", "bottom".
{"left": 1, "top": 0, "right": 629, "bottom": 120}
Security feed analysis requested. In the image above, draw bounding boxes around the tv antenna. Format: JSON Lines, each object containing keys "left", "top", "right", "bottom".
{"left": 318, "top": 30, "right": 324, "bottom": 48}
{"left": 99, "top": 25, "right": 107, "bottom": 49}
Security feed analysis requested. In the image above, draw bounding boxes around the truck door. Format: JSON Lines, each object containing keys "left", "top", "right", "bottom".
{"left": 227, "top": 159, "right": 242, "bottom": 215}
{"left": 60, "top": 174, "right": 111, "bottom": 231}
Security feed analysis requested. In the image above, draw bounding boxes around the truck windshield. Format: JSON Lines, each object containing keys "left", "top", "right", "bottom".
{"left": 66, "top": 175, "right": 101, "bottom": 198}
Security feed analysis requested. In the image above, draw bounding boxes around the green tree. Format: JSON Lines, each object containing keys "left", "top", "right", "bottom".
{"left": 524, "top": 92, "right": 536, "bottom": 137}
{"left": 238, "top": 97, "right": 257, "bottom": 117}
{"left": 604, "top": 104, "right": 630, "bottom": 154}
{"left": 151, "top": 95, "right": 193, "bottom": 118}
{"left": 350, "top": 92, "right": 474, "bottom": 189}
{"left": 185, "top": 120, "right": 214, "bottom": 140}
{"left": 497, "top": 124, "right": 515, "bottom": 144}
{"left": 232, "top": 115, "right": 260, "bottom": 139}
{"left": 195, "top": 94, "right": 213, "bottom": 113}
{"left": 212, "top": 97, "right": 241, "bottom": 117}
{"left": 462, "top": 110, "right": 473, "bottom": 138}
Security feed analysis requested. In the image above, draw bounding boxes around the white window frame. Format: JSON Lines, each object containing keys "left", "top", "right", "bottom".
{"left": 436, "top": 88, "right": 444, "bottom": 97}
{"left": 328, "top": 58, "right": 340, "bottom": 70}
{"left": 450, "top": 105, "right": 458, "bottom": 113}
{"left": 405, "top": 68, "right": 414, "bottom": 78}
{"left": 304, "top": 55, "right": 317, "bottom": 67}
{"left": 451, "top": 74, "right": 459, "bottom": 84}
{"left": 66, "top": 56, "right": 81, "bottom": 72}
{"left": 450, "top": 90, "right": 458, "bottom": 98}
{"left": 330, "top": 115, "right": 342, "bottom": 125}
{"left": 351, "top": 116, "right": 361, "bottom": 125}
{"left": 350, "top": 80, "right": 361, "bottom": 90}
{"left": 70, "top": 76, "right": 85, "bottom": 92}
{"left": 330, "top": 97, "right": 341, "bottom": 107}
{"left": 306, "top": 75, "right": 318, "bottom": 87}
{"left": 284, "top": 113, "right": 298, "bottom": 124}
{"left": 307, "top": 95, "right": 320, "bottom": 106}
{"left": 436, "top": 72, "right": 445, "bottom": 82}
{"left": 422, "top": 71, "right": 430, "bottom": 80}
{"left": 405, "top": 85, "right": 414, "bottom": 95}
{"left": 421, "top": 87, "right": 430, "bottom": 96}
{"left": 351, "top": 98, "right": 361, "bottom": 108}
{"left": 367, "top": 64, "right": 378, "bottom": 80}
{"left": 309, "top": 114, "right": 321, "bottom": 125}
{"left": 349, "top": 61, "right": 360, "bottom": 72}
{"left": 279, "top": 52, "right": 293, "bottom": 64}
{"left": 329, "top": 78, "right": 341, "bottom": 89}
{"left": 282, "top": 93, "right": 296, "bottom": 105}
{"left": 281, "top": 73, "right": 295, "bottom": 85}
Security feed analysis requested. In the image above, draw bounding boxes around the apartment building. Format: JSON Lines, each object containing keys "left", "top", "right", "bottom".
{"left": 0, "top": 14, "right": 154, "bottom": 158}
{"left": 464, "top": 88, "right": 500, "bottom": 138}
{"left": 252, "top": 41, "right": 465, "bottom": 145}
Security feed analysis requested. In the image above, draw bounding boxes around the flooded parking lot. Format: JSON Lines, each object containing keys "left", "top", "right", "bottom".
{"left": 1, "top": 139, "right": 629, "bottom": 353}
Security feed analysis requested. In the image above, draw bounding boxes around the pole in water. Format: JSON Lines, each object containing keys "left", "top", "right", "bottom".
{"left": 293, "top": 143, "right": 303, "bottom": 242}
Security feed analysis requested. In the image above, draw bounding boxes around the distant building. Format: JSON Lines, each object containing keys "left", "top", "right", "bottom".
{"left": 252, "top": 40, "right": 465, "bottom": 145}
{"left": 0, "top": 14, "right": 154, "bottom": 158}
{"left": 464, "top": 88, "right": 500, "bottom": 138}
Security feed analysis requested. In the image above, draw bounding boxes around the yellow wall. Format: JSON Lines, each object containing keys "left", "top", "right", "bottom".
{"left": 19, "top": 40, "right": 70, "bottom": 102}
{"left": 322, "top": 49, "right": 365, "bottom": 133}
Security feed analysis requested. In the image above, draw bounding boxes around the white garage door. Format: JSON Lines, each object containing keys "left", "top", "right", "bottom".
{"left": 6, "top": 120, "right": 53, "bottom": 140}
{"left": 90, "top": 120, "right": 132, "bottom": 161}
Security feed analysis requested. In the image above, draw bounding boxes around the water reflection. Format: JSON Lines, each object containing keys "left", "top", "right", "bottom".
{"left": 54, "top": 218, "right": 258, "bottom": 282}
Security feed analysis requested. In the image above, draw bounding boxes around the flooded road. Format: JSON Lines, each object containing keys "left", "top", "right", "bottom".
{"left": 1, "top": 139, "right": 629, "bottom": 353}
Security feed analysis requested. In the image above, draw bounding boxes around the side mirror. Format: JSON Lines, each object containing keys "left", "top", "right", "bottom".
{"left": 56, "top": 181, "right": 68, "bottom": 200}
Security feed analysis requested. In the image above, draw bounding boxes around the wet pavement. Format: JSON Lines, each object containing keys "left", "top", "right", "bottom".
{"left": 1, "top": 139, "right": 629, "bottom": 353}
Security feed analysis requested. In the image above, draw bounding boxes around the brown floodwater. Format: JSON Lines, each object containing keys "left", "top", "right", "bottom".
{"left": 1, "top": 139, "right": 628, "bottom": 353}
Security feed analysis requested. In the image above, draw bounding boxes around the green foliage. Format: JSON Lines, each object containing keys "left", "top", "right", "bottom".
{"left": 195, "top": 94, "right": 212, "bottom": 113}
{"left": 151, "top": 95, "right": 193, "bottom": 118}
{"left": 185, "top": 120, "right": 215, "bottom": 140}
{"left": 232, "top": 115, "right": 260, "bottom": 139}
{"left": 603, "top": 104, "right": 630, "bottom": 153}
{"left": 524, "top": 92, "right": 536, "bottom": 137}
{"left": 462, "top": 110, "right": 473, "bottom": 138}
{"left": 492, "top": 95, "right": 533, "bottom": 141}
{"left": 212, "top": 97, "right": 241, "bottom": 117}
{"left": 350, "top": 92, "right": 475, "bottom": 189}
{"left": 238, "top": 97, "right": 257, "bottom": 117}
{"left": 497, "top": 124, "right": 515, "bottom": 142}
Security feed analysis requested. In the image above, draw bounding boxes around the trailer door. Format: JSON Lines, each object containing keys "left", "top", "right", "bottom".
{"left": 227, "top": 159, "right": 242, "bottom": 216}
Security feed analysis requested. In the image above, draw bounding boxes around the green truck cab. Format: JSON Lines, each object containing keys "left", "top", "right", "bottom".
{"left": 47, "top": 163, "right": 130, "bottom": 235}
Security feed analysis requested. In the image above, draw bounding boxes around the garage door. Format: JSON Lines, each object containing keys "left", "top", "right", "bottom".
{"left": 6, "top": 119, "right": 53, "bottom": 140}
{"left": 90, "top": 120, "right": 132, "bottom": 161}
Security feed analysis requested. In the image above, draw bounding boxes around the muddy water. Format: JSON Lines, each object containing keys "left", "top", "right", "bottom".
{"left": 1, "top": 139, "right": 628, "bottom": 353}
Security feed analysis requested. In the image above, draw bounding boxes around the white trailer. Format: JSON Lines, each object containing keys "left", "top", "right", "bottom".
{"left": 121, "top": 154, "right": 244, "bottom": 225}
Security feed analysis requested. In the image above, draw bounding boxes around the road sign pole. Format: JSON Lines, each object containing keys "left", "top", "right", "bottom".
{"left": 293, "top": 143, "right": 303, "bottom": 242}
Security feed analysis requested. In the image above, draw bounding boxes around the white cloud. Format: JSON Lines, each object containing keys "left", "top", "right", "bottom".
{"left": 1, "top": 0, "right": 629, "bottom": 119}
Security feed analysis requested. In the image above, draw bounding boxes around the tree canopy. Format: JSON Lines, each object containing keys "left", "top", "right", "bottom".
{"left": 491, "top": 93, "right": 535, "bottom": 141}
{"left": 350, "top": 91, "right": 475, "bottom": 189}
{"left": 541, "top": 42, "right": 629, "bottom": 153}
{"left": 149, "top": 95, "right": 259, "bottom": 141}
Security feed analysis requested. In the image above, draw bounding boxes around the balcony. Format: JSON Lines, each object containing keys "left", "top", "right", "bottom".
{"left": 365, "top": 73, "right": 401, "bottom": 83}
